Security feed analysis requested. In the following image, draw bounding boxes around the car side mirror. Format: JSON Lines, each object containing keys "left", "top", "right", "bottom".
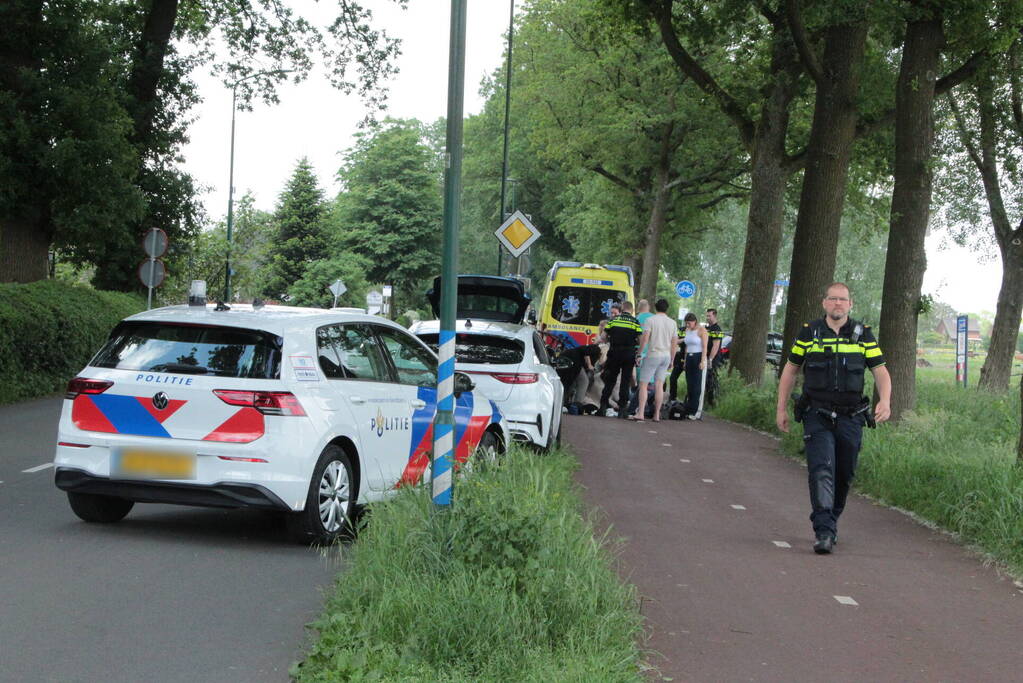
{"left": 526, "top": 309, "right": 538, "bottom": 325}
{"left": 453, "top": 371, "right": 475, "bottom": 397}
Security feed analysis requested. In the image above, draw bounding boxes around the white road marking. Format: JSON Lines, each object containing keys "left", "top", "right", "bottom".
{"left": 731, "top": 504, "right": 746, "bottom": 510}
{"left": 702, "top": 478, "right": 714, "bottom": 483}
{"left": 662, "top": 443, "right": 672, "bottom": 447}
{"left": 648, "top": 430, "right": 657, "bottom": 434}
{"left": 772, "top": 541, "right": 791, "bottom": 548}
{"left": 834, "top": 595, "right": 858, "bottom": 606}
{"left": 22, "top": 463, "right": 53, "bottom": 474}
{"left": 680, "top": 459, "right": 690, "bottom": 463}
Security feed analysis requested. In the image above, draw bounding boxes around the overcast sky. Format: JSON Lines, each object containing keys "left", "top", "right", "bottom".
{"left": 179, "top": 1, "right": 1003, "bottom": 316}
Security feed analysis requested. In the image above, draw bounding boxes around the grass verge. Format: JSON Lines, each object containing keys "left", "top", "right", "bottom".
{"left": 710, "top": 370, "right": 1023, "bottom": 575}
{"left": 292, "top": 447, "right": 644, "bottom": 682}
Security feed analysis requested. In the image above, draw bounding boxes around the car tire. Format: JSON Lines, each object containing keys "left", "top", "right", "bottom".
{"left": 286, "top": 444, "right": 357, "bottom": 545}
{"left": 67, "top": 491, "right": 134, "bottom": 523}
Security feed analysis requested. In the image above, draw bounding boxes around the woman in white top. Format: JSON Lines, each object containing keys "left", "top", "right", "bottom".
{"left": 681, "top": 312, "right": 709, "bottom": 419}
{"left": 631, "top": 299, "right": 679, "bottom": 422}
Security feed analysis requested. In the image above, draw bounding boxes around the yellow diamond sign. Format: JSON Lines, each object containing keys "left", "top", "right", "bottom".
{"left": 495, "top": 210, "right": 541, "bottom": 257}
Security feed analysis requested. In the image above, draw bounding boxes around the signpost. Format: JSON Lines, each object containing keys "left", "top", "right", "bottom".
{"left": 328, "top": 279, "right": 347, "bottom": 308}
{"left": 675, "top": 280, "right": 696, "bottom": 299}
{"left": 956, "top": 314, "right": 968, "bottom": 387}
{"left": 139, "top": 228, "right": 168, "bottom": 310}
{"left": 366, "top": 290, "right": 384, "bottom": 314}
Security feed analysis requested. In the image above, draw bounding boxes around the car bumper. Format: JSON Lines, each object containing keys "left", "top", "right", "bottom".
{"left": 54, "top": 467, "right": 291, "bottom": 511}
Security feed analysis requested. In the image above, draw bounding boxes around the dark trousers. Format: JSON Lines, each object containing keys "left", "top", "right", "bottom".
{"left": 669, "top": 352, "right": 684, "bottom": 402}
{"left": 684, "top": 352, "right": 703, "bottom": 416}
{"left": 599, "top": 351, "right": 635, "bottom": 415}
{"left": 802, "top": 409, "right": 864, "bottom": 537}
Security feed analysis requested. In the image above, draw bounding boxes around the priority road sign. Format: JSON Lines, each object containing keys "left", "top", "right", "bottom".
{"left": 495, "top": 210, "right": 540, "bottom": 258}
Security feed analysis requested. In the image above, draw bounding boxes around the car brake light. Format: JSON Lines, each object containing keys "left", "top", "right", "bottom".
{"left": 66, "top": 378, "right": 113, "bottom": 399}
{"left": 490, "top": 372, "right": 538, "bottom": 384}
{"left": 213, "top": 390, "right": 306, "bottom": 416}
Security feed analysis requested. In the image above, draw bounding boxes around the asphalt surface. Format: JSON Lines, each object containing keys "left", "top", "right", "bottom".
{"left": 564, "top": 413, "right": 1023, "bottom": 682}
{"left": 0, "top": 396, "right": 341, "bottom": 683}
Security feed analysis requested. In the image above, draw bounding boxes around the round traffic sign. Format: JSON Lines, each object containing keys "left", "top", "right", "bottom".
{"left": 675, "top": 280, "right": 696, "bottom": 299}
{"left": 138, "top": 259, "right": 166, "bottom": 288}
{"left": 142, "top": 228, "right": 168, "bottom": 258}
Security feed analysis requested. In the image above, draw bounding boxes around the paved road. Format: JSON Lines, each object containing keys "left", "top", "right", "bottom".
{"left": 0, "top": 396, "right": 340, "bottom": 683}
{"left": 564, "top": 414, "right": 1023, "bottom": 682}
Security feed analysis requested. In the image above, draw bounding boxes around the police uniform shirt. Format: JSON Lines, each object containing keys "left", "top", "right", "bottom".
{"left": 706, "top": 322, "right": 724, "bottom": 352}
{"left": 605, "top": 313, "right": 643, "bottom": 353}
{"left": 788, "top": 318, "right": 885, "bottom": 406}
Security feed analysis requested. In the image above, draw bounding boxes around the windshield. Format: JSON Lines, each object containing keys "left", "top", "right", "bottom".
{"left": 549, "top": 287, "right": 627, "bottom": 327}
{"left": 91, "top": 322, "right": 282, "bottom": 379}
{"left": 416, "top": 332, "right": 525, "bottom": 365}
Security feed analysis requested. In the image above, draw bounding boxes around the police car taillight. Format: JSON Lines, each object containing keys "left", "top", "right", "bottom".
{"left": 213, "top": 390, "right": 307, "bottom": 416}
{"left": 66, "top": 378, "right": 113, "bottom": 399}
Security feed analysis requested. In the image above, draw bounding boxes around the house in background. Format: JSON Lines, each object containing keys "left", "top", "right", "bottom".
{"left": 936, "top": 316, "right": 982, "bottom": 345}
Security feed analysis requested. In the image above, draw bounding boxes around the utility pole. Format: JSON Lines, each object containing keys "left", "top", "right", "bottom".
{"left": 432, "top": 0, "right": 467, "bottom": 508}
{"left": 497, "top": 0, "right": 515, "bottom": 276}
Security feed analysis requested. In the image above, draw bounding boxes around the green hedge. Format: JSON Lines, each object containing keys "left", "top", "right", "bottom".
{"left": 0, "top": 280, "right": 145, "bottom": 404}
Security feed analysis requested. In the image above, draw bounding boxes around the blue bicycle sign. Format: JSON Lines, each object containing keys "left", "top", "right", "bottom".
{"left": 675, "top": 280, "right": 696, "bottom": 299}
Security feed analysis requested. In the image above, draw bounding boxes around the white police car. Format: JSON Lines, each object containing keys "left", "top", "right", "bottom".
{"left": 53, "top": 296, "right": 508, "bottom": 543}
{"left": 411, "top": 275, "right": 564, "bottom": 449}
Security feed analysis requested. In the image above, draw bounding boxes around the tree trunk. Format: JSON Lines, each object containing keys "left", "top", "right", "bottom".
{"left": 782, "top": 21, "right": 867, "bottom": 352}
{"left": 127, "top": 0, "right": 180, "bottom": 144}
{"left": 980, "top": 239, "right": 1023, "bottom": 390}
{"left": 624, "top": 253, "right": 643, "bottom": 298}
{"left": 729, "top": 35, "right": 800, "bottom": 385}
{"left": 878, "top": 16, "right": 944, "bottom": 422}
{"left": 0, "top": 216, "right": 51, "bottom": 283}
{"left": 1018, "top": 368, "right": 1023, "bottom": 463}
{"left": 638, "top": 133, "right": 674, "bottom": 301}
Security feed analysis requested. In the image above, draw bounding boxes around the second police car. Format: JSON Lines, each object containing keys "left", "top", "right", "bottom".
{"left": 53, "top": 292, "right": 509, "bottom": 544}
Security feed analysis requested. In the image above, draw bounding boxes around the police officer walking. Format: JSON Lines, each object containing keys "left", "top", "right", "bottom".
{"left": 599, "top": 301, "right": 643, "bottom": 418}
{"left": 776, "top": 282, "right": 891, "bottom": 554}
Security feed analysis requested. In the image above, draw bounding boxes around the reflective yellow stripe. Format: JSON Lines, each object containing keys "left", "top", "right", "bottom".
{"left": 790, "top": 345, "right": 806, "bottom": 357}
{"left": 807, "top": 343, "right": 867, "bottom": 354}
{"left": 865, "top": 347, "right": 883, "bottom": 359}
{"left": 794, "top": 340, "right": 812, "bottom": 348}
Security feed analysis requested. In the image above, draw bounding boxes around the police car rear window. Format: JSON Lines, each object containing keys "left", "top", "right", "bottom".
{"left": 91, "top": 322, "right": 282, "bottom": 379}
{"left": 416, "top": 333, "right": 524, "bottom": 365}
{"left": 551, "top": 287, "right": 627, "bottom": 326}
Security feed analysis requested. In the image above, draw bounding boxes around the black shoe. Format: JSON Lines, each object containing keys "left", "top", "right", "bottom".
{"left": 813, "top": 534, "right": 834, "bottom": 555}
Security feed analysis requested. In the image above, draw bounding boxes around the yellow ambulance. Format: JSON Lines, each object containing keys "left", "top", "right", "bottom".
{"left": 535, "top": 262, "right": 635, "bottom": 350}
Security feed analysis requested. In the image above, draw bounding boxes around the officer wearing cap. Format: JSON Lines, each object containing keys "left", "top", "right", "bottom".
{"left": 599, "top": 300, "right": 643, "bottom": 418}
{"left": 776, "top": 282, "right": 891, "bottom": 555}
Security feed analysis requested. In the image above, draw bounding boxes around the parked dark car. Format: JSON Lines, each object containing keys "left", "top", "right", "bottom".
{"left": 766, "top": 332, "right": 784, "bottom": 366}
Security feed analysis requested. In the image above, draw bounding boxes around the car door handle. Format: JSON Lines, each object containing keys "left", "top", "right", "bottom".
{"left": 349, "top": 395, "right": 366, "bottom": 405}
{"left": 410, "top": 399, "right": 427, "bottom": 410}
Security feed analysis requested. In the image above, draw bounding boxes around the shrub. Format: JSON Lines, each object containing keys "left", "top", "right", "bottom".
{"left": 0, "top": 280, "right": 144, "bottom": 404}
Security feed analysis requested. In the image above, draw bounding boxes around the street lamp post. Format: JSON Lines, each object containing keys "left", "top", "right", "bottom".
{"left": 224, "top": 70, "right": 294, "bottom": 303}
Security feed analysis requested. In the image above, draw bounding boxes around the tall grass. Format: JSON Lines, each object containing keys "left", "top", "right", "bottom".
{"left": 293, "top": 448, "right": 643, "bottom": 682}
{"left": 711, "top": 369, "right": 1023, "bottom": 573}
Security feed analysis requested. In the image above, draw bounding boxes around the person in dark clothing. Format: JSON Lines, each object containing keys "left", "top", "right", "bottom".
{"left": 668, "top": 321, "right": 686, "bottom": 404}
{"left": 557, "top": 343, "right": 601, "bottom": 406}
{"left": 704, "top": 308, "right": 725, "bottom": 407}
{"left": 598, "top": 301, "right": 643, "bottom": 418}
{"left": 776, "top": 282, "right": 892, "bottom": 555}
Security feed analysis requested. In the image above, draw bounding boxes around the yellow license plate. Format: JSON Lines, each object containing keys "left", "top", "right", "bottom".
{"left": 114, "top": 448, "right": 196, "bottom": 480}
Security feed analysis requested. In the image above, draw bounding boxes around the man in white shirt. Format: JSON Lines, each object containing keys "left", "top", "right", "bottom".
{"left": 631, "top": 298, "right": 679, "bottom": 421}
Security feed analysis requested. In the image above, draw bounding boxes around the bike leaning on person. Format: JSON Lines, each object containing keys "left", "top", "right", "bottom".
{"left": 775, "top": 282, "right": 891, "bottom": 555}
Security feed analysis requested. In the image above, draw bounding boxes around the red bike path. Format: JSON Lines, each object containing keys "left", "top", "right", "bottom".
{"left": 563, "top": 414, "right": 1023, "bottom": 682}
